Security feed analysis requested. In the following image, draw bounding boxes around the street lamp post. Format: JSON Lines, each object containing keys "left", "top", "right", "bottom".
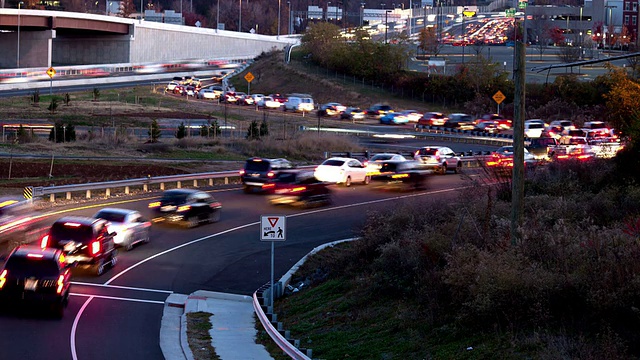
{"left": 360, "top": 3, "right": 365, "bottom": 26}
{"left": 604, "top": 5, "right": 617, "bottom": 49}
{"left": 462, "top": 10, "right": 466, "bottom": 64}
{"left": 277, "top": 0, "right": 281, "bottom": 37}
{"left": 216, "top": 0, "right": 220, "bottom": 32}
{"left": 17, "top": 1, "right": 23, "bottom": 68}
{"left": 326, "top": 2, "right": 331, "bottom": 21}
{"left": 385, "top": 9, "right": 392, "bottom": 43}
{"left": 238, "top": 0, "right": 241, "bottom": 32}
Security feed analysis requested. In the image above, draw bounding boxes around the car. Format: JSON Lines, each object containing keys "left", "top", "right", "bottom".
{"left": 257, "top": 96, "right": 283, "bottom": 109}
{"left": 265, "top": 170, "right": 332, "bottom": 208}
{"left": 486, "top": 146, "right": 537, "bottom": 171}
{"left": 236, "top": 93, "right": 255, "bottom": 106}
{"left": 92, "top": 208, "right": 151, "bottom": 251}
{"left": 526, "top": 136, "right": 558, "bottom": 160}
{"left": 414, "top": 146, "right": 462, "bottom": 174}
{"left": 0, "top": 245, "right": 72, "bottom": 318}
{"left": 284, "top": 96, "right": 315, "bottom": 112}
{"left": 240, "top": 157, "right": 294, "bottom": 193}
{"left": 340, "top": 107, "right": 365, "bottom": 121}
{"left": 0, "top": 197, "right": 37, "bottom": 253}
{"left": 549, "top": 120, "right": 574, "bottom": 132}
{"left": 269, "top": 93, "right": 287, "bottom": 104}
{"left": 40, "top": 216, "right": 118, "bottom": 276}
{"left": 208, "top": 85, "right": 225, "bottom": 98}
{"left": 370, "top": 160, "right": 432, "bottom": 191}
{"left": 251, "top": 94, "right": 265, "bottom": 104}
{"left": 173, "top": 84, "right": 186, "bottom": 95}
{"left": 197, "top": 88, "right": 218, "bottom": 100}
{"left": 473, "top": 120, "right": 501, "bottom": 134}
{"left": 417, "top": 112, "right": 448, "bottom": 127}
{"left": 221, "top": 91, "right": 238, "bottom": 103}
{"left": 366, "top": 104, "right": 393, "bottom": 118}
{"left": 398, "top": 110, "right": 423, "bottom": 123}
{"left": 317, "top": 102, "right": 346, "bottom": 117}
{"left": 476, "top": 114, "right": 512, "bottom": 129}
{"left": 380, "top": 112, "right": 410, "bottom": 125}
{"left": 148, "top": 189, "right": 222, "bottom": 228}
{"left": 183, "top": 85, "right": 198, "bottom": 97}
{"left": 365, "top": 153, "right": 408, "bottom": 175}
{"left": 445, "top": 113, "right": 475, "bottom": 130}
{"left": 524, "top": 119, "right": 546, "bottom": 138}
{"left": 314, "top": 157, "right": 370, "bottom": 187}
{"left": 166, "top": 81, "right": 180, "bottom": 92}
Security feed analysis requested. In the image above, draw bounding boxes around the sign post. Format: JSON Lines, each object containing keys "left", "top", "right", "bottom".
{"left": 493, "top": 90, "right": 506, "bottom": 114}
{"left": 244, "top": 72, "right": 254, "bottom": 95}
{"left": 46, "top": 67, "right": 56, "bottom": 99}
{"left": 260, "top": 215, "right": 286, "bottom": 310}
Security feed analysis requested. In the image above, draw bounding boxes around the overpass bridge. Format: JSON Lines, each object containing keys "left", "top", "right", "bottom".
{"left": 0, "top": 9, "right": 297, "bottom": 69}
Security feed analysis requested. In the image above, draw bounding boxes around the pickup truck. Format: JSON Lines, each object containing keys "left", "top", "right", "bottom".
{"left": 551, "top": 137, "right": 595, "bottom": 161}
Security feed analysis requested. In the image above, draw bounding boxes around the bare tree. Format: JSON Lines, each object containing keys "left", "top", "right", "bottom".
{"left": 557, "top": 45, "right": 581, "bottom": 63}
{"left": 530, "top": 16, "right": 551, "bottom": 60}
{"left": 471, "top": 39, "right": 485, "bottom": 57}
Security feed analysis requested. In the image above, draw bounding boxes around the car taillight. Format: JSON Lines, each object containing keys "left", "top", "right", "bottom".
{"left": 291, "top": 186, "right": 306, "bottom": 193}
{"left": 267, "top": 171, "right": 275, "bottom": 178}
{"left": 56, "top": 272, "right": 67, "bottom": 294}
{"left": 40, "top": 234, "right": 49, "bottom": 248}
{"left": 90, "top": 240, "right": 101, "bottom": 255}
{"left": 177, "top": 205, "right": 191, "bottom": 212}
{"left": 210, "top": 202, "right": 222, "bottom": 208}
{"left": 262, "top": 183, "right": 275, "bottom": 189}
{"left": 239, "top": 169, "right": 245, "bottom": 175}
{"left": 148, "top": 201, "right": 161, "bottom": 208}
{"left": 0, "top": 270, "right": 6, "bottom": 289}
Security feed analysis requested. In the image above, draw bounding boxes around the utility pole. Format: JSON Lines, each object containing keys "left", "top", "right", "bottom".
{"left": 511, "top": 41, "right": 526, "bottom": 246}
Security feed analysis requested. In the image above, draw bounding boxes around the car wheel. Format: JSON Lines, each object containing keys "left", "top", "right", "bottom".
{"left": 124, "top": 234, "right": 134, "bottom": 251}
{"left": 440, "top": 163, "right": 447, "bottom": 175}
{"left": 454, "top": 162, "right": 462, "bottom": 174}
{"left": 209, "top": 211, "right": 220, "bottom": 223}
{"left": 363, "top": 175, "right": 371, "bottom": 185}
{"left": 94, "top": 259, "right": 106, "bottom": 276}
{"left": 345, "top": 176, "right": 352, "bottom": 187}
{"left": 186, "top": 216, "right": 198, "bottom": 228}
{"left": 142, "top": 229, "right": 150, "bottom": 244}
{"left": 110, "top": 253, "right": 118, "bottom": 268}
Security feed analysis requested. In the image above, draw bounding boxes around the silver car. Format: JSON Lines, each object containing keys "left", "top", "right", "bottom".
{"left": 414, "top": 146, "right": 462, "bottom": 174}
{"left": 93, "top": 208, "right": 151, "bottom": 251}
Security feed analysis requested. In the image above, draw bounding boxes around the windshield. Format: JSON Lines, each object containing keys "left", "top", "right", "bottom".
{"left": 160, "top": 192, "right": 190, "bottom": 204}
{"left": 370, "top": 154, "right": 394, "bottom": 161}
{"left": 94, "top": 211, "right": 126, "bottom": 223}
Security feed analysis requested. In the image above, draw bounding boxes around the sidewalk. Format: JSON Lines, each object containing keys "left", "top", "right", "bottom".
{"left": 160, "top": 290, "right": 274, "bottom": 360}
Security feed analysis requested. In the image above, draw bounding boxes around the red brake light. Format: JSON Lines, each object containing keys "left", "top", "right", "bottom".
{"left": 41, "top": 235, "right": 49, "bottom": 248}
{"left": 0, "top": 270, "right": 6, "bottom": 289}
{"left": 239, "top": 169, "right": 245, "bottom": 175}
{"left": 90, "top": 240, "right": 101, "bottom": 255}
{"left": 267, "top": 172, "right": 275, "bottom": 178}
{"left": 262, "top": 183, "right": 275, "bottom": 189}
{"left": 56, "top": 272, "right": 66, "bottom": 294}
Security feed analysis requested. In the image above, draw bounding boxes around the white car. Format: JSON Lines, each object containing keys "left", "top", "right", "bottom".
{"left": 414, "top": 146, "right": 462, "bottom": 174}
{"left": 92, "top": 208, "right": 151, "bottom": 251}
{"left": 252, "top": 94, "right": 265, "bottom": 104}
{"left": 314, "top": 157, "right": 370, "bottom": 187}
{"left": 166, "top": 81, "right": 180, "bottom": 92}
{"left": 398, "top": 110, "right": 423, "bottom": 123}
{"left": 198, "top": 89, "right": 217, "bottom": 100}
{"left": 365, "top": 153, "right": 408, "bottom": 175}
{"left": 257, "top": 96, "right": 283, "bottom": 109}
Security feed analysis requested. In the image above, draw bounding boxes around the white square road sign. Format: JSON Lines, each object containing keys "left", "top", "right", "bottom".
{"left": 260, "top": 215, "right": 286, "bottom": 241}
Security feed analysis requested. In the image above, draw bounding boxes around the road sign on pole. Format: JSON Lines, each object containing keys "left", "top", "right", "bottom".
{"left": 493, "top": 90, "right": 506, "bottom": 104}
{"left": 244, "top": 72, "right": 254, "bottom": 95}
{"left": 261, "top": 215, "right": 286, "bottom": 311}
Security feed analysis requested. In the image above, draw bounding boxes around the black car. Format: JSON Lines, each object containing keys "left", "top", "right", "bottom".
{"left": 240, "top": 157, "right": 294, "bottom": 193}
{"left": 0, "top": 197, "right": 37, "bottom": 255}
{"left": 0, "top": 245, "right": 72, "bottom": 318}
{"left": 366, "top": 104, "right": 393, "bottom": 118}
{"left": 148, "top": 189, "right": 222, "bottom": 228}
{"left": 265, "top": 170, "right": 332, "bottom": 208}
{"left": 41, "top": 216, "right": 117, "bottom": 276}
{"left": 370, "top": 160, "right": 431, "bottom": 191}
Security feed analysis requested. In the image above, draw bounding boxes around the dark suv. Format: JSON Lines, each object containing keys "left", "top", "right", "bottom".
{"left": 240, "top": 157, "right": 294, "bottom": 193}
{"left": 266, "top": 170, "right": 332, "bottom": 208}
{"left": 0, "top": 245, "right": 72, "bottom": 318}
{"left": 41, "top": 216, "right": 117, "bottom": 276}
{"left": 148, "top": 189, "right": 222, "bottom": 228}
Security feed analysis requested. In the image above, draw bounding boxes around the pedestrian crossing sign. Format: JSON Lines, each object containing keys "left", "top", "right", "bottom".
{"left": 261, "top": 215, "right": 286, "bottom": 241}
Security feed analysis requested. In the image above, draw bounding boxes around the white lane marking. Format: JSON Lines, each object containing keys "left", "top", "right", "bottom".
{"left": 71, "top": 296, "right": 94, "bottom": 360}
{"left": 71, "top": 282, "right": 173, "bottom": 294}
{"left": 70, "top": 186, "right": 463, "bottom": 360}
{"left": 71, "top": 293, "right": 165, "bottom": 305}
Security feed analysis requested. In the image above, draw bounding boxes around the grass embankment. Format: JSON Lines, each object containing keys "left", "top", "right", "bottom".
{"left": 187, "top": 312, "right": 220, "bottom": 360}
{"left": 266, "top": 157, "right": 640, "bottom": 359}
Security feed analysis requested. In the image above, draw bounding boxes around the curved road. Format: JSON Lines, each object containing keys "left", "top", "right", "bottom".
{"left": 0, "top": 171, "right": 479, "bottom": 360}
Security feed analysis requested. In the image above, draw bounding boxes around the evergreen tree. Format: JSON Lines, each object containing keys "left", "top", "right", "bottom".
{"left": 259, "top": 118, "right": 269, "bottom": 137}
{"left": 246, "top": 120, "right": 260, "bottom": 140}
{"left": 16, "top": 125, "right": 30, "bottom": 143}
{"left": 48, "top": 122, "right": 65, "bottom": 143}
{"left": 210, "top": 120, "right": 221, "bottom": 136}
{"left": 176, "top": 122, "right": 187, "bottom": 139}
{"left": 148, "top": 119, "right": 161, "bottom": 143}
{"left": 65, "top": 124, "right": 76, "bottom": 142}
{"left": 200, "top": 124, "right": 209, "bottom": 137}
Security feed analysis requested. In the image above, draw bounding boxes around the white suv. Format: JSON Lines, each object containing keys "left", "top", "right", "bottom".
{"left": 414, "top": 146, "right": 462, "bottom": 174}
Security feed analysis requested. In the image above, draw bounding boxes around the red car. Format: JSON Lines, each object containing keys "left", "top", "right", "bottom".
{"left": 476, "top": 114, "right": 512, "bottom": 129}
{"left": 417, "top": 112, "right": 449, "bottom": 127}
{"left": 269, "top": 93, "right": 287, "bottom": 104}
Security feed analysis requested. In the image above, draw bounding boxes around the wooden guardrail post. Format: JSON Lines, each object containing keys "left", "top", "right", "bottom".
{"left": 193, "top": 180, "right": 198, "bottom": 187}
{"left": 66, "top": 192, "right": 71, "bottom": 200}
{"left": 106, "top": 188, "right": 111, "bottom": 197}
{"left": 209, "top": 179, "right": 213, "bottom": 186}
{"left": 177, "top": 181, "right": 181, "bottom": 189}
{"left": 125, "top": 186, "right": 130, "bottom": 195}
{"left": 86, "top": 190, "right": 91, "bottom": 199}
{"left": 160, "top": 183, "right": 165, "bottom": 190}
{"left": 50, "top": 194, "right": 55, "bottom": 202}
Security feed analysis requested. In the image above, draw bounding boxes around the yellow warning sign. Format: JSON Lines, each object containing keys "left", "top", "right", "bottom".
{"left": 46, "top": 67, "right": 56, "bottom": 79}
{"left": 492, "top": 91, "right": 506, "bottom": 104}
{"left": 244, "top": 72, "right": 255, "bottom": 83}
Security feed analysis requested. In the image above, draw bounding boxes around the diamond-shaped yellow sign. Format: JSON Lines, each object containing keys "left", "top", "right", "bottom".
{"left": 46, "top": 67, "right": 56, "bottom": 79}
{"left": 244, "top": 72, "right": 255, "bottom": 83}
{"left": 493, "top": 91, "right": 506, "bottom": 104}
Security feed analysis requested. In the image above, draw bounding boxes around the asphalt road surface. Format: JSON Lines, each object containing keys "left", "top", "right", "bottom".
{"left": 0, "top": 170, "right": 481, "bottom": 360}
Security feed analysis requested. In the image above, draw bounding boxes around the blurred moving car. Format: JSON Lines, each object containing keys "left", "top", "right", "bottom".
{"left": 0, "top": 198, "right": 37, "bottom": 254}
{"left": 445, "top": 113, "right": 475, "bottom": 130}
{"left": 317, "top": 102, "right": 346, "bottom": 117}
{"left": 398, "top": 110, "right": 423, "bottom": 123}
{"left": 340, "top": 107, "right": 365, "bottom": 121}
{"left": 370, "top": 160, "right": 431, "bottom": 191}
{"left": 240, "top": 157, "right": 294, "bottom": 193}
{"left": 380, "top": 112, "right": 410, "bottom": 125}
{"left": 197, "top": 88, "right": 217, "bottom": 100}
{"left": 236, "top": 92, "right": 255, "bottom": 106}
{"left": 365, "top": 153, "right": 408, "bottom": 175}
{"left": 527, "top": 137, "right": 559, "bottom": 160}
{"left": 265, "top": 170, "right": 332, "bottom": 208}
{"left": 314, "top": 157, "right": 370, "bottom": 187}
{"left": 417, "top": 112, "right": 448, "bottom": 127}
{"left": 148, "top": 189, "right": 222, "bottom": 228}
{"left": 0, "top": 245, "right": 72, "bottom": 318}
{"left": 221, "top": 91, "right": 238, "bottom": 103}
{"left": 366, "top": 104, "right": 393, "bottom": 118}
{"left": 269, "top": 93, "right": 287, "bottom": 104}
{"left": 414, "top": 146, "right": 462, "bottom": 174}
{"left": 40, "top": 216, "right": 117, "bottom": 276}
{"left": 257, "top": 96, "right": 283, "bottom": 109}
{"left": 476, "top": 114, "right": 512, "bottom": 129}
{"left": 166, "top": 81, "right": 180, "bottom": 92}
{"left": 486, "top": 146, "right": 536, "bottom": 171}
{"left": 284, "top": 96, "right": 314, "bottom": 112}
{"left": 474, "top": 120, "right": 501, "bottom": 134}
{"left": 92, "top": 208, "right": 151, "bottom": 251}
{"left": 524, "top": 119, "right": 546, "bottom": 138}
{"left": 251, "top": 94, "right": 265, "bottom": 104}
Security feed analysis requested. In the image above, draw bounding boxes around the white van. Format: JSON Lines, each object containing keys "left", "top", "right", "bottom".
{"left": 284, "top": 96, "right": 314, "bottom": 112}
{"left": 524, "top": 119, "right": 545, "bottom": 138}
